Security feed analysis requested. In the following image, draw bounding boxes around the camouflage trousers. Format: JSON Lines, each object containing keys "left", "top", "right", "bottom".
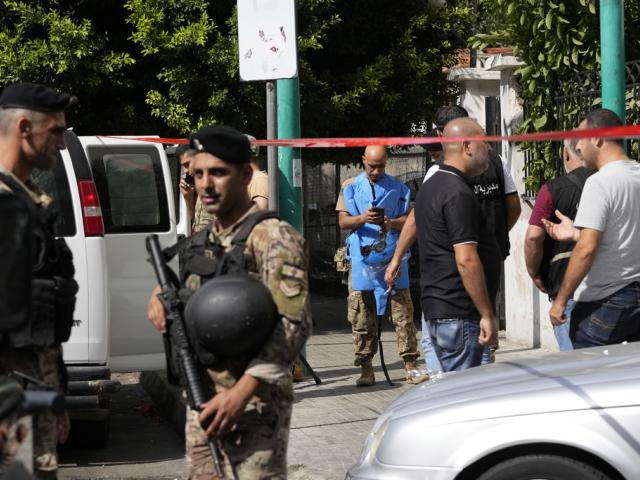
{"left": 347, "top": 272, "right": 419, "bottom": 364}
{"left": 0, "top": 345, "right": 64, "bottom": 479}
{"left": 185, "top": 390, "right": 292, "bottom": 479}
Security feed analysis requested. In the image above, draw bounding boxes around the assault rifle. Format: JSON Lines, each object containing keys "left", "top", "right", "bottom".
{"left": 0, "top": 373, "right": 66, "bottom": 479}
{"left": 146, "top": 234, "right": 226, "bottom": 479}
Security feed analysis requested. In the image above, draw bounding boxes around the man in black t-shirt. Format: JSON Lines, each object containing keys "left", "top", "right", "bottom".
{"left": 415, "top": 118, "right": 500, "bottom": 372}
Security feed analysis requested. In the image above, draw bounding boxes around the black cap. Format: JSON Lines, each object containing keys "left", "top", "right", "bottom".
{"left": 0, "top": 82, "right": 77, "bottom": 113}
{"left": 190, "top": 125, "right": 251, "bottom": 164}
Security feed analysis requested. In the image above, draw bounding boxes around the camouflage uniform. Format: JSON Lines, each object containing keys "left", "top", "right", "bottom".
{"left": 336, "top": 178, "right": 420, "bottom": 365}
{"left": 0, "top": 169, "right": 66, "bottom": 480}
{"left": 183, "top": 204, "right": 311, "bottom": 479}
{"left": 192, "top": 196, "right": 215, "bottom": 234}
{"left": 347, "top": 271, "right": 418, "bottom": 364}
{"left": 248, "top": 169, "right": 269, "bottom": 204}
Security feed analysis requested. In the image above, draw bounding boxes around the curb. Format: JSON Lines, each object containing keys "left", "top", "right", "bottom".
{"left": 139, "top": 370, "right": 186, "bottom": 438}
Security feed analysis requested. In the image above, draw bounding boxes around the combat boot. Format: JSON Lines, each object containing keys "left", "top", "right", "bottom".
{"left": 404, "top": 360, "right": 429, "bottom": 385}
{"left": 355, "top": 361, "right": 375, "bottom": 387}
{"left": 292, "top": 359, "right": 305, "bottom": 382}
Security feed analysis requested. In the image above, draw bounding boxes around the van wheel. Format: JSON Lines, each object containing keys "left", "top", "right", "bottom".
{"left": 477, "top": 454, "right": 612, "bottom": 480}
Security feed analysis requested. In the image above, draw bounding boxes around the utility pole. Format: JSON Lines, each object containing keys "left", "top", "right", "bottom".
{"left": 600, "top": 0, "right": 626, "bottom": 122}
{"left": 276, "top": 77, "right": 303, "bottom": 232}
{"left": 266, "top": 81, "right": 279, "bottom": 212}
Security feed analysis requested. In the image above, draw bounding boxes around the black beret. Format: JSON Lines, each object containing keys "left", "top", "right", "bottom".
{"left": 0, "top": 82, "right": 77, "bottom": 113}
{"left": 190, "top": 125, "right": 251, "bottom": 164}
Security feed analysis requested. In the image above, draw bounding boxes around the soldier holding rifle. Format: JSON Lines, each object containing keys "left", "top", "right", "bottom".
{"left": 147, "top": 126, "right": 310, "bottom": 479}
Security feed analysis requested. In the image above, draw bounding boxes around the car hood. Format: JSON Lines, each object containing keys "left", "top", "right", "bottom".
{"left": 384, "top": 343, "right": 640, "bottom": 426}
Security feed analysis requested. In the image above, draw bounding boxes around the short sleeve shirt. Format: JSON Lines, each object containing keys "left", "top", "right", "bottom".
{"left": 500, "top": 155, "right": 517, "bottom": 195}
{"left": 528, "top": 184, "right": 553, "bottom": 228}
{"left": 573, "top": 160, "right": 640, "bottom": 301}
{"left": 335, "top": 177, "right": 356, "bottom": 212}
{"left": 415, "top": 164, "right": 502, "bottom": 319}
{"left": 248, "top": 169, "right": 269, "bottom": 201}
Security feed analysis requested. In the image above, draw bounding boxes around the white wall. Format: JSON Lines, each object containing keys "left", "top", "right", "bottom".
{"left": 459, "top": 79, "right": 501, "bottom": 130}
{"left": 499, "top": 69, "right": 558, "bottom": 352}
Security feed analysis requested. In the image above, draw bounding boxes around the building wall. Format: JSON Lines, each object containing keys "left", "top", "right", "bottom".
{"left": 459, "top": 79, "right": 501, "bottom": 130}
{"left": 499, "top": 69, "right": 558, "bottom": 351}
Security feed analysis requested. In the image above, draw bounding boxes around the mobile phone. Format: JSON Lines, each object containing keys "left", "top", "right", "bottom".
{"left": 184, "top": 172, "right": 194, "bottom": 186}
{"left": 370, "top": 207, "right": 384, "bottom": 224}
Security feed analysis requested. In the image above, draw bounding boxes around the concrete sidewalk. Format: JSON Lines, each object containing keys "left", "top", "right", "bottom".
{"left": 142, "top": 328, "right": 551, "bottom": 480}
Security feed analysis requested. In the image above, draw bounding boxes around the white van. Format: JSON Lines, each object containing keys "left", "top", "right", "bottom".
{"left": 32, "top": 130, "right": 187, "bottom": 445}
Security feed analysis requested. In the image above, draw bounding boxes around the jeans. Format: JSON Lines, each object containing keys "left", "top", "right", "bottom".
{"left": 425, "top": 318, "right": 489, "bottom": 372}
{"left": 421, "top": 315, "right": 442, "bottom": 374}
{"left": 571, "top": 282, "right": 640, "bottom": 349}
{"left": 549, "top": 297, "right": 575, "bottom": 352}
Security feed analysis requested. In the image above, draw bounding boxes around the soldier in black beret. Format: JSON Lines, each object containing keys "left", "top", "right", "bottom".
{"left": 148, "top": 125, "right": 311, "bottom": 479}
{"left": 0, "top": 82, "right": 78, "bottom": 479}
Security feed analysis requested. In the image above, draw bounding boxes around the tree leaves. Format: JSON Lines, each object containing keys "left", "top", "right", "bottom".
{"left": 469, "top": 0, "right": 604, "bottom": 190}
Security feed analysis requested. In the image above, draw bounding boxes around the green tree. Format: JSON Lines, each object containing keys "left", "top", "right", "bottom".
{"left": 0, "top": 0, "right": 156, "bottom": 133}
{"left": 0, "top": 0, "right": 474, "bottom": 152}
{"left": 472, "top": 0, "right": 640, "bottom": 191}
{"left": 124, "top": 0, "right": 474, "bottom": 161}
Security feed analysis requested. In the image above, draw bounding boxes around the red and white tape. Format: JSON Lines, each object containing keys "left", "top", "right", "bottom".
{"left": 99, "top": 124, "right": 640, "bottom": 148}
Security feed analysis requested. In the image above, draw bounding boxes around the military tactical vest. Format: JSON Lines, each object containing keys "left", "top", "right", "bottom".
{"left": 541, "top": 167, "right": 594, "bottom": 297}
{"left": 167, "top": 210, "right": 280, "bottom": 367}
{"left": 0, "top": 173, "right": 77, "bottom": 347}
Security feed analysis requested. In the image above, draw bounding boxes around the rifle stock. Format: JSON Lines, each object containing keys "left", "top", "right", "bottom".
{"left": 146, "top": 234, "right": 226, "bottom": 479}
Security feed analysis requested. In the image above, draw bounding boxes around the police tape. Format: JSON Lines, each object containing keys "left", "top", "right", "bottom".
{"left": 100, "top": 124, "right": 640, "bottom": 148}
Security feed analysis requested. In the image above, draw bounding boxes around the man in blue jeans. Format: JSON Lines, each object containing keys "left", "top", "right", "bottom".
{"left": 413, "top": 118, "right": 499, "bottom": 371}
{"left": 544, "top": 109, "right": 640, "bottom": 347}
{"left": 525, "top": 139, "right": 593, "bottom": 351}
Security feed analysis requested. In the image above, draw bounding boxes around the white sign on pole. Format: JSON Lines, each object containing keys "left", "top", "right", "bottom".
{"left": 237, "top": 0, "right": 298, "bottom": 81}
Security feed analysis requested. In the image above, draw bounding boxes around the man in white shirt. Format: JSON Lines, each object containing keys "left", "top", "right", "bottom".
{"left": 544, "top": 108, "right": 640, "bottom": 348}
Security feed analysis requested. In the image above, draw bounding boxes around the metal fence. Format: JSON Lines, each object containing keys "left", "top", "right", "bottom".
{"left": 523, "top": 59, "right": 640, "bottom": 198}
{"left": 303, "top": 148, "right": 429, "bottom": 283}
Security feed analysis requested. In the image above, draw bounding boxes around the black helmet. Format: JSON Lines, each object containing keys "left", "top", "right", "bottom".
{"left": 184, "top": 273, "right": 278, "bottom": 364}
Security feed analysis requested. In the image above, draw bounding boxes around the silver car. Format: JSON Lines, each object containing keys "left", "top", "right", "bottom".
{"left": 347, "top": 343, "right": 640, "bottom": 480}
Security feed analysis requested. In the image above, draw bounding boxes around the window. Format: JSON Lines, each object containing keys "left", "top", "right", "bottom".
{"left": 88, "top": 146, "right": 170, "bottom": 233}
{"left": 166, "top": 149, "right": 181, "bottom": 220}
{"left": 31, "top": 154, "right": 77, "bottom": 237}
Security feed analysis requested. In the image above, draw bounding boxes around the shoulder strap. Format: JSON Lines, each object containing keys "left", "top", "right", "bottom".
{"left": 565, "top": 172, "right": 585, "bottom": 194}
{"left": 0, "top": 173, "right": 43, "bottom": 225}
{"left": 163, "top": 226, "right": 210, "bottom": 261}
{"left": 217, "top": 210, "right": 280, "bottom": 276}
{"left": 231, "top": 210, "right": 280, "bottom": 247}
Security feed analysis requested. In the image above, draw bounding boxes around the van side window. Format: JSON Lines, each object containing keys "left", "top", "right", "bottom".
{"left": 88, "top": 146, "right": 170, "bottom": 233}
{"left": 167, "top": 151, "right": 181, "bottom": 220}
{"left": 31, "top": 154, "right": 77, "bottom": 237}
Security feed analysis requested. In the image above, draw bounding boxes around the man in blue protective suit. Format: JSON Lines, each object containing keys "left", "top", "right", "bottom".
{"left": 336, "top": 145, "right": 426, "bottom": 386}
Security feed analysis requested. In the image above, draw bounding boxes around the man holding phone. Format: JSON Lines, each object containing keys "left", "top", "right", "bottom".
{"left": 176, "top": 144, "right": 198, "bottom": 226}
{"left": 335, "top": 146, "right": 425, "bottom": 386}
{"left": 178, "top": 134, "right": 270, "bottom": 233}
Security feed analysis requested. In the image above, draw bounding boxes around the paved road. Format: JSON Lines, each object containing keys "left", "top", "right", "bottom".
{"left": 59, "top": 373, "right": 185, "bottom": 480}
{"left": 57, "top": 292, "right": 547, "bottom": 479}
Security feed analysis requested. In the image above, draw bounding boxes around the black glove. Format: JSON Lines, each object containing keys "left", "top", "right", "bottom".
{"left": 31, "top": 278, "right": 57, "bottom": 321}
